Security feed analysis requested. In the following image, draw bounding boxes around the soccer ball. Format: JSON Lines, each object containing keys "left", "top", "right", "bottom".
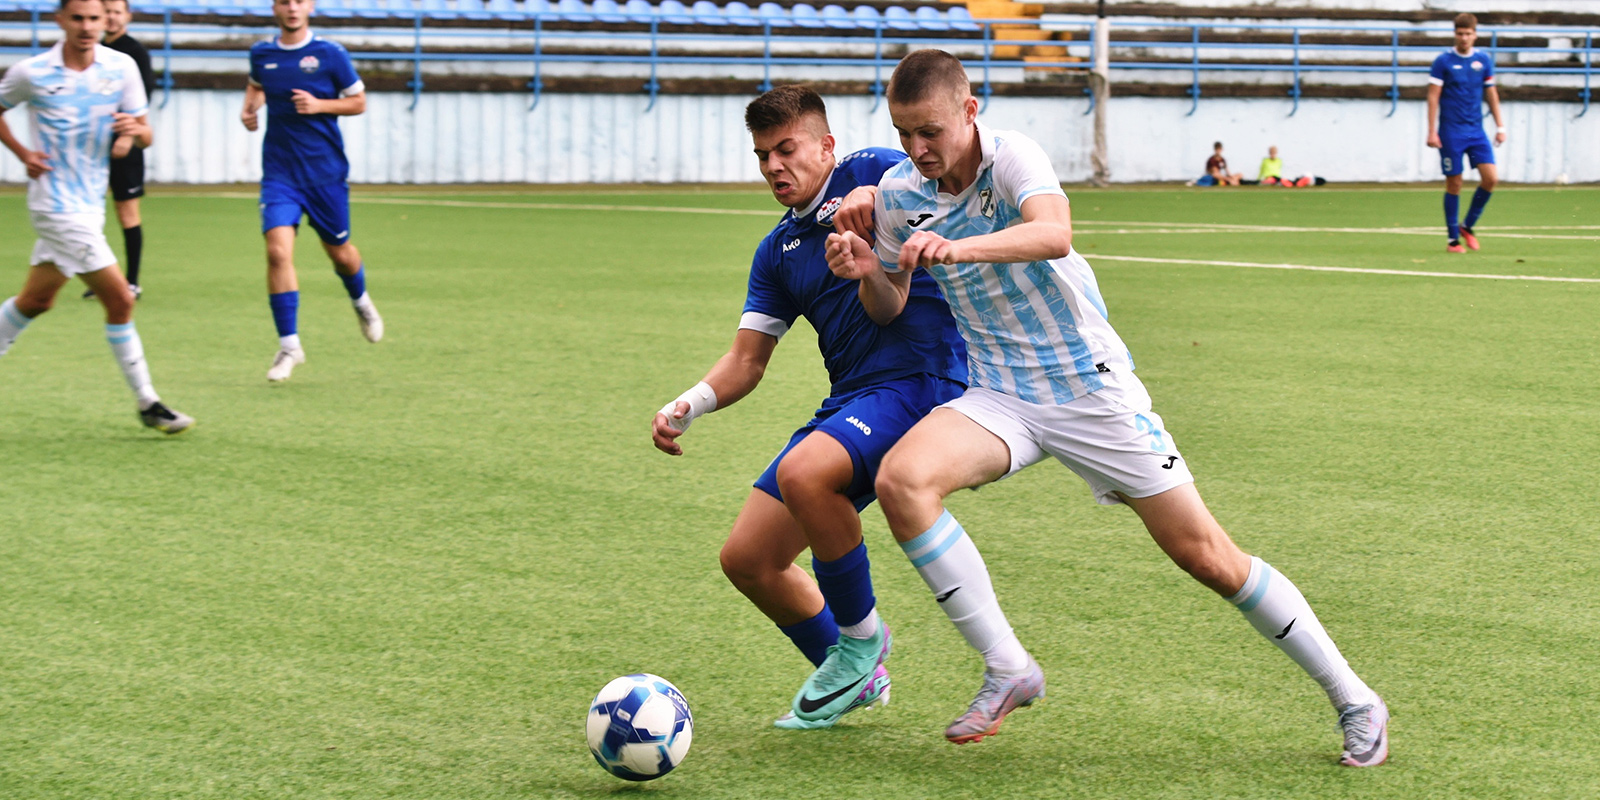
{"left": 586, "top": 674, "right": 693, "bottom": 781}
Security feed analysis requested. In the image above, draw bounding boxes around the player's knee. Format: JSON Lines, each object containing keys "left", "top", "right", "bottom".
{"left": 774, "top": 451, "right": 837, "bottom": 503}
{"left": 718, "top": 539, "right": 773, "bottom": 590}
{"left": 874, "top": 452, "right": 932, "bottom": 513}
{"left": 15, "top": 293, "right": 53, "bottom": 317}
{"left": 1171, "top": 536, "right": 1242, "bottom": 594}
{"left": 1480, "top": 175, "right": 1497, "bottom": 192}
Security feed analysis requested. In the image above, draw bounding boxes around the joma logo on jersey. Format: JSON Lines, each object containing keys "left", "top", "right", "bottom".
{"left": 845, "top": 416, "right": 872, "bottom": 435}
{"left": 782, "top": 239, "right": 801, "bottom": 252}
{"left": 299, "top": 55, "right": 321, "bottom": 73}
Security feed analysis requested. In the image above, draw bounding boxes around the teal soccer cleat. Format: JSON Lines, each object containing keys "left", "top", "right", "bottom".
{"left": 791, "top": 623, "right": 892, "bottom": 722}
{"left": 773, "top": 664, "right": 891, "bottom": 730}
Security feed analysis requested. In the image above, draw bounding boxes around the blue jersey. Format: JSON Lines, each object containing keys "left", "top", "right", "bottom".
{"left": 741, "top": 148, "right": 967, "bottom": 396}
{"left": 1430, "top": 48, "right": 1495, "bottom": 141}
{"left": 248, "top": 33, "right": 364, "bottom": 188}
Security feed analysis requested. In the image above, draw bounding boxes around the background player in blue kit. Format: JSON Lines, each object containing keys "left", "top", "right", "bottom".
{"left": 1427, "top": 12, "right": 1505, "bottom": 253}
{"left": 241, "top": 0, "right": 383, "bottom": 382}
{"left": 650, "top": 86, "right": 967, "bottom": 729}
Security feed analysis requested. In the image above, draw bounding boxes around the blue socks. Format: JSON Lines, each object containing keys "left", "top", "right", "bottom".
{"left": 268, "top": 291, "right": 299, "bottom": 337}
{"left": 338, "top": 265, "right": 367, "bottom": 301}
{"left": 778, "top": 606, "right": 838, "bottom": 667}
{"left": 813, "top": 543, "right": 877, "bottom": 633}
{"left": 1463, "top": 187, "right": 1492, "bottom": 231}
{"left": 1443, "top": 192, "right": 1461, "bottom": 242}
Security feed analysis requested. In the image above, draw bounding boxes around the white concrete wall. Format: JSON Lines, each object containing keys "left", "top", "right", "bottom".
{"left": 2, "top": 89, "right": 1596, "bottom": 185}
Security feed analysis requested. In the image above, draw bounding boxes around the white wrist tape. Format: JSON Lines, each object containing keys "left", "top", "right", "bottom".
{"left": 660, "top": 381, "right": 718, "bottom": 432}
{"left": 1496, "top": 126, "right": 1507, "bottom": 133}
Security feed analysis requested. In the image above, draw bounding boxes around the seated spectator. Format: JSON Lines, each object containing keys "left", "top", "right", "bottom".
{"left": 1192, "top": 141, "right": 1242, "bottom": 186}
{"left": 1259, "top": 146, "right": 1284, "bottom": 185}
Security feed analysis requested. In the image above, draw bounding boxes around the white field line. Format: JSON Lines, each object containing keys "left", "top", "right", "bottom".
{"left": 184, "top": 192, "right": 781, "bottom": 216}
{"left": 1075, "top": 225, "right": 1600, "bottom": 241}
{"left": 1091, "top": 254, "right": 1600, "bottom": 283}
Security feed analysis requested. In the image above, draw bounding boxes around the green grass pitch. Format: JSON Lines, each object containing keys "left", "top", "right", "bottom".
{"left": 1, "top": 183, "right": 1597, "bottom": 799}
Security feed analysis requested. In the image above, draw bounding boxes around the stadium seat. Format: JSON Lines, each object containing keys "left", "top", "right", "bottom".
{"left": 948, "top": 6, "right": 979, "bottom": 31}
{"left": 691, "top": 0, "right": 721, "bottom": 25}
{"left": 723, "top": 1, "right": 760, "bottom": 26}
{"left": 484, "top": 0, "right": 520, "bottom": 18}
{"left": 883, "top": 5, "right": 917, "bottom": 31}
{"left": 623, "top": 0, "right": 654, "bottom": 22}
{"left": 557, "top": 0, "right": 593, "bottom": 21}
{"left": 756, "top": 1, "right": 791, "bottom": 27}
{"left": 349, "top": 0, "right": 390, "bottom": 20}
{"left": 526, "top": 0, "right": 556, "bottom": 18}
{"left": 851, "top": 5, "right": 879, "bottom": 29}
{"left": 820, "top": 4, "right": 854, "bottom": 29}
{"left": 914, "top": 6, "right": 949, "bottom": 31}
{"left": 592, "top": 0, "right": 627, "bottom": 22}
{"left": 657, "top": 0, "right": 693, "bottom": 24}
{"left": 790, "top": 2, "right": 823, "bottom": 28}
{"left": 420, "top": 0, "right": 455, "bottom": 19}
{"left": 458, "top": 0, "right": 494, "bottom": 19}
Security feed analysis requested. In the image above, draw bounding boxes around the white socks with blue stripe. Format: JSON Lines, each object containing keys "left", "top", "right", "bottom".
{"left": 1228, "top": 556, "right": 1375, "bottom": 710}
{"left": 106, "top": 322, "right": 159, "bottom": 408}
{"left": 901, "top": 510, "right": 1031, "bottom": 674}
{"left": 0, "top": 297, "right": 30, "bottom": 356}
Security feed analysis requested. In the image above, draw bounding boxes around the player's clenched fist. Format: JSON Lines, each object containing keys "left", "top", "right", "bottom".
{"left": 899, "top": 230, "right": 959, "bottom": 272}
{"left": 833, "top": 185, "right": 878, "bottom": 240}
{"left": 290, "top": 89, "right": 323, "bottom": 115}
{"left": 825, "top": 231, "right": 877, "bottom": 280}
{"left": 241, "top": 106, "right": 259, "bottom": 131}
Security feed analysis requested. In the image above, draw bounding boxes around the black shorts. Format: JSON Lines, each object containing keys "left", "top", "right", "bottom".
{"left": 110, "top": 147, "right": 145, "bottom": 202}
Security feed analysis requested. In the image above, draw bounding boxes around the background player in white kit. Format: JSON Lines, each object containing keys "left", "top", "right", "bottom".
{"left": 0, "top": 0, "right": 192, "bottom": 433}
{"left": 826, "top": 50, "right": 1386, "bottom": 765}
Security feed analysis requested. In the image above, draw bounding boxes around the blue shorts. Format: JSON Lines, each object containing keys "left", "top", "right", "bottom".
{"left": 260, "top": 180, "right": 352, "bottom": 245}
{"left": 754, "top": 373, "right": 965, "bottom": 512}
{"left": 1439, "top": 133, "right": 1494, "bottom": 177}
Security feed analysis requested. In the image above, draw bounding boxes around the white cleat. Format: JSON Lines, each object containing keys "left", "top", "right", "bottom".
{"left": 266, "top": 347, "right": 306, "bottom": 382}
{"left": 354, "top": 295, "right": 383, "bottom": 343}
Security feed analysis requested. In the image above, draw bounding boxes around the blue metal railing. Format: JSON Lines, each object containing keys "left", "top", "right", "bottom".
{"left": 2, "top": 12, "right": 1597, "bottom": 116}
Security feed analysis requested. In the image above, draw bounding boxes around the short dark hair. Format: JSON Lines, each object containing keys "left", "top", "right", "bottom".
{"left": 745, "top": 85, "right": 829, "bottom": 135}
{"left": 1213, "top": 141, "right": 1223, "bottom": 149}
{"left": 1454, "top": 12, "right": 1477, "bottom": 31}
{"left": 59, "top": 0, "right": 106, "bottom": 9}
{"left": 887, "top": 49, "right": 971, "bottom": 105}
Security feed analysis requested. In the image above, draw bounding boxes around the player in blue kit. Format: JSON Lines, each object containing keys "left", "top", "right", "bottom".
{"left": 650, "top": 86, "right": 967, "bottom": 729}
{"left": 1428, "top": 12, "right": 1505, "bottom": 253}
{"left": 241, "top": 0, "right": 383, "bottom": 382}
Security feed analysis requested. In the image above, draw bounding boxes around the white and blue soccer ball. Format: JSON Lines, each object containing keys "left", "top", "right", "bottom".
{"left": 586, "top": 673, "right": 693, "bottom": 781}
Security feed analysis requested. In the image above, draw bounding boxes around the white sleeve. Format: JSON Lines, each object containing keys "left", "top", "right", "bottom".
{"left": 991, "top": 134, "right": 1066, "bottom": 212}
{"left": 872, "top": 186, "right": 907, "bottom": 274}
{"left": 0, "top": 62, "right": 32, "bottom": 110}
{"left": 117, "top": 54, "right": 148, "bottom": 116}
{"left": 738, "top": 311, "right": 789, "bottom": 340}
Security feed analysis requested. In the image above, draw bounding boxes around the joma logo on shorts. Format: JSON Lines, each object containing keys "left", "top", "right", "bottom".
{"left": 845, "top": 416, "right": 872, "bottom": 435}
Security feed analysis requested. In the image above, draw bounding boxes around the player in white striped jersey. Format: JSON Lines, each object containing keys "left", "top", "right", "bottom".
{"left": 825, "top": 50, "right": 1386, "bottom": 765}
{"left": 0, "top": 0, "right": 192, "bottom": 433}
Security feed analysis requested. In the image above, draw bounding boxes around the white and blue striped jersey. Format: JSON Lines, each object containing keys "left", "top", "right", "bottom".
{"left": 873, "top": 122, "right": 1132, "bottom": 405}
{"left": 0, "top": 43, "right": 148, "bottom": 214}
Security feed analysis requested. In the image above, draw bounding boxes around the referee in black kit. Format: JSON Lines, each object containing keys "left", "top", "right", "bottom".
{"left": 89, "top": 0, "right": 156, "bottom": 299}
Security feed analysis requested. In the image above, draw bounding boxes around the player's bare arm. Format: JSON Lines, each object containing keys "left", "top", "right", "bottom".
{"left": 1425, "top": 84, "right": 1442, "bottom": 148}
{"left": 0, "top": 115, "right": 50, "bottom": 178}
{"left": 110, "top": 112, "right": 152, "bottom": 149}
{"left": 1486, "top": 86, "right": 1506, "bottom": 145}
{"left": 652, "top": 328, "right": 778, "bottom": 456}
{"left": 832, "top": 185, "right": 877, "bottom": 240}
{"left": 241, "top": 82, "right": 265, "bottom": 131}
{"left": 907, "top": 194, "right": 1073, "bottom": 270}
{"left": 291, "top": 88, "right": 366, "bottom": 116}
{"left": 825, "top": 230, "right": 910, "bottom": 325}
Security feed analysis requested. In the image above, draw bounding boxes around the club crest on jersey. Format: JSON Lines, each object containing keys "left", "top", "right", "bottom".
{"left": 1470, "top": 61, "right": 1483, "bottom": 71}
{"left": 299, "top": 55, "right": 321, "bottom": 74}
{"left": 92, "top": 77, "right": 118, "bottom": 95}
{"left": 816, "top": 196, "right": 843, "bottom": 227}
{"left": 978, "top": 188, "right": 995, "bottom": 218}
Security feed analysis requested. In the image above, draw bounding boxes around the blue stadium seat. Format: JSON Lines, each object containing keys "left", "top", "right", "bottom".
{"left": 948, "top": 6, "right": 979, "bottom": 31}
{"left": 349, "top": 0, "right": 390, "bottom": 20}
{"left": 723, "top": 0, "right": 759, "bottom": 26}
{"left": 883, "top": 5, "right": 917, "bottom": 31}
{"left": 790, "top": 2, "right": 823, "bottom": 28}
{"left": 592, "top": 0, "right": 627, "bottom": 22}
{"left": 420, "top": 0, "right": 455, "bottom": 18}
{"left": 485, "top": 0, "right": 520, "bottom": 18}
{"left": 210, "top": 0, "right": 250, "bottom": 16}
{"left": 850, "top": 5, "right": 879, "bottom": 29}
{"left": 914, "top": 6, "right": 949, "bottom": 31}
{"left": 657, "top": 0, "right": 693, "bottom": 24}
{"left": 691, "top": 0, "right": 721, "bottom": 25}
{"left": 820, "top": 4, "right": 854, "bottom": 29}
{"left": 623, "top": 0, "right": 654, "bottom": 22}
{"left": 557, "top": 0, "right": 593, "bottom": 21}
{"left": 527, "top": 0, "right": 555, "bottom": 18}
{"left": 756, "top": 1, "right": 791, "bottom": 27}
{"left": 458, "top": 0, "right": 494, "bottom": 19}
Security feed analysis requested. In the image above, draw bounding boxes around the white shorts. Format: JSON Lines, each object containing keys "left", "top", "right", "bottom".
{"left": 30, "top": 211, "right": 118, "bottom": 278}
{"left": 942, "top": 372, "right": 1196, "bottom": 505}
